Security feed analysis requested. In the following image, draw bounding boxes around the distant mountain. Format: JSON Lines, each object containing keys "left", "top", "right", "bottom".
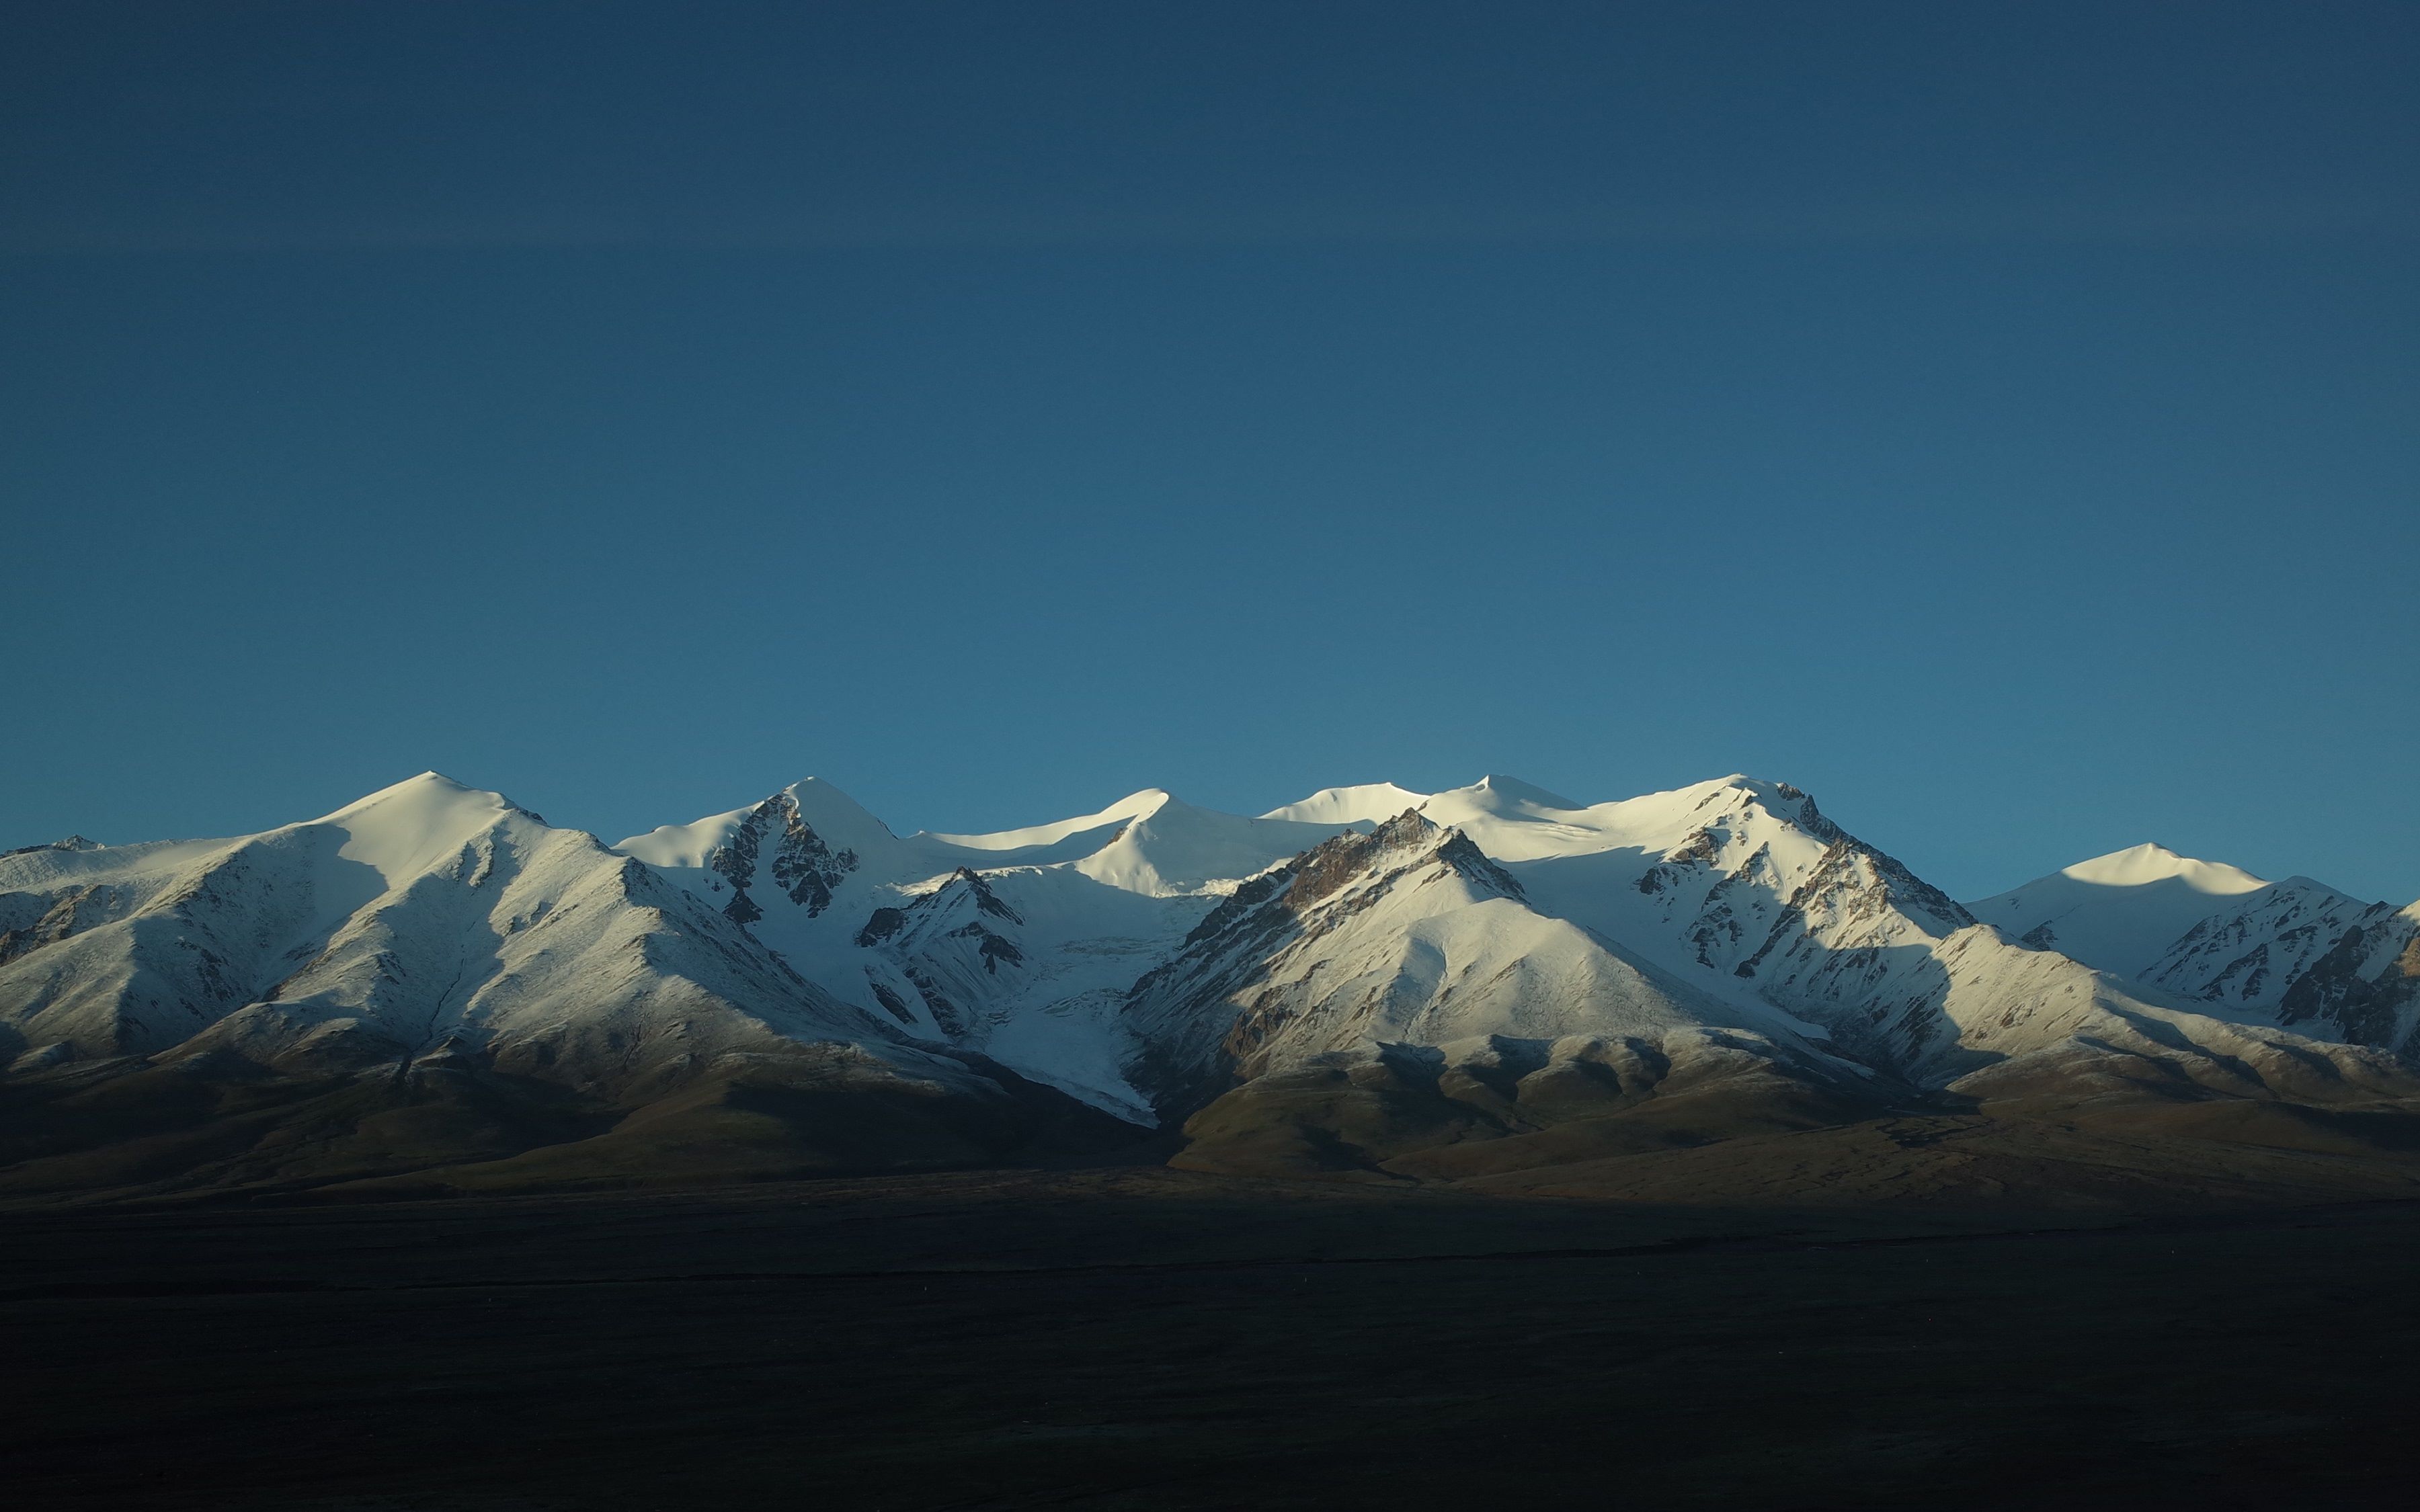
{"left": 1970, "top": 843, "right": 2419, "bottom": 1048}
{"left": 3, "top": 767, "right": 2417, "bottom": 1200}
{"left": 1971, "top": 843, "right": 2275, "bottom": 976}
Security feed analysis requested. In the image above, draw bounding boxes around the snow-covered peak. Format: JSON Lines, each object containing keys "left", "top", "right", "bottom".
{"left": 773, "top": 778, "right": 900, "bottom": 859}
{"left": 1073, "top": 795, "right": 1345, "bottom": 897}
{"left": 924, "top": 788, "right": 1172, "bottom": 853}
{"left": 2056, "top": 842, "right": 2268, "bottom": 895}
{"left": 617, "top": 776, "right": 897, "bottom": 872}
{"left": 1969, "top": 844, "right": 2280, "bottom": 978}
{"left": 1258, "top": 782, "right": 1428, "bottom": 826}
{"left": 1411, "top": 778, "right": 1593, "bottom": 859}
{"left": 309, "top": 771, "right": 528, "bottom": 885}
{"left": 311, "top": 769, "right": 487, "bottom": 821}
{"left": 1470, "top": 773, "right": 1586, "bottom": 811}
{"left": 1407, "top": 773, "right": 1791, "bottom": 866}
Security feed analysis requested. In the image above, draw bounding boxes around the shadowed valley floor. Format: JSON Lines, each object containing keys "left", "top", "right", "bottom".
{"left": 6, "top": 1170, "right": 2420, "bottom": 1510}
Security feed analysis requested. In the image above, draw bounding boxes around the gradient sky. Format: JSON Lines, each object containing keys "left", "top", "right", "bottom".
{"left": 5, "top": 1, "right": 2417, "bottom": 902}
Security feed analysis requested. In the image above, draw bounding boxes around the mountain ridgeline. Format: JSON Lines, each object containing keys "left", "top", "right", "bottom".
{"left": 3, "top": 771, "right": 2417, "bottom": 1203}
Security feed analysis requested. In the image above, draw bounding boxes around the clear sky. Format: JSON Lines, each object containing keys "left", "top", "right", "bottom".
{"left": 5, "top": 1, "right": 2417, "bottom": 902}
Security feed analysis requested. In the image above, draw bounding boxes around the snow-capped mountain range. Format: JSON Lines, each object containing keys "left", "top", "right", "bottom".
{"left": 4, "top": 769, "right": 2417, "bottom": 1188}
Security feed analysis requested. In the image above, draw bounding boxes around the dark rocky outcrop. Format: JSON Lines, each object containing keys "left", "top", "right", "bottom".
{"left": 705, "top": 792, "right": 862, "bottom": 923}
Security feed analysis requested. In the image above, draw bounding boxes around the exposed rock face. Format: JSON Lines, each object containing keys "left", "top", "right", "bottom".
{"left": 0, "top": 884, "right": 120, "bottom": 968}
{"left": 1122, "top": 814, "right": 1453, "bottom": 1107}
{"left": 852, "top": 869, "right": 1023, "bottom": 950}
{"left": 2145, "top": 888, "right": 2394, "bottom": 1016}
{"left": 849, "top": 868, "right": 1032, "bottom": 1041}
{"left": 2273, "top": 913, "right": 2420, "bottom": 1047}
{"left": 704, "top": 791, "right": 862, "bottom": 923}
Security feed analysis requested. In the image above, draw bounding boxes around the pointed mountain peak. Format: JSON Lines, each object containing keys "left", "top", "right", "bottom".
{"left": 617, "top": 776, "right": 901, "bottom": 875}
{"left": 934, "top": 866, "right": 1023, "bottom": 922}
{"left": 1725, "top": 778, "right": 1844, "bottom": 840}
{"left": 1171, "top": 810, "right": 1523, "bottom": 965}
{"left": 3, "top": 834, "right": 103, "bottom": 857}
{"left": 2271, "top": 873, "right": 2372, "bottom": 905}
{"left": 1368, "top": 806, "right": 1441, "bottom": 847}
{"left": 1431, "top": 825, "right": 1527, "bottom": 900}
{"left": 1287, "top": 808, "right": 1500, "bottom": 898}
{"left": 1320, "top": 810, "right": 1521, "bottom": 898}
{"left": 360, "top": 769, "right": 475, "bottom": 798}
{"left": 780, "top": 775, "right": 871, "bottom": 806}
{"left": 774, "top": 776, "right": 900, "bottom": 845}
{"left": 1706, "top": 773, "right": 1810, "bottom": 810}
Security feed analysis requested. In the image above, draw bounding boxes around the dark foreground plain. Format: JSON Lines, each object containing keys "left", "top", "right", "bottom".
{"left": 6, "top": 1170, "right": 2419, "bottom": 1511}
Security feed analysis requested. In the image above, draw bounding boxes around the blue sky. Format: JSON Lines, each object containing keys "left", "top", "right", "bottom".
{"left": 4, "top": 1, "right": 2417, "bottom": 901}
